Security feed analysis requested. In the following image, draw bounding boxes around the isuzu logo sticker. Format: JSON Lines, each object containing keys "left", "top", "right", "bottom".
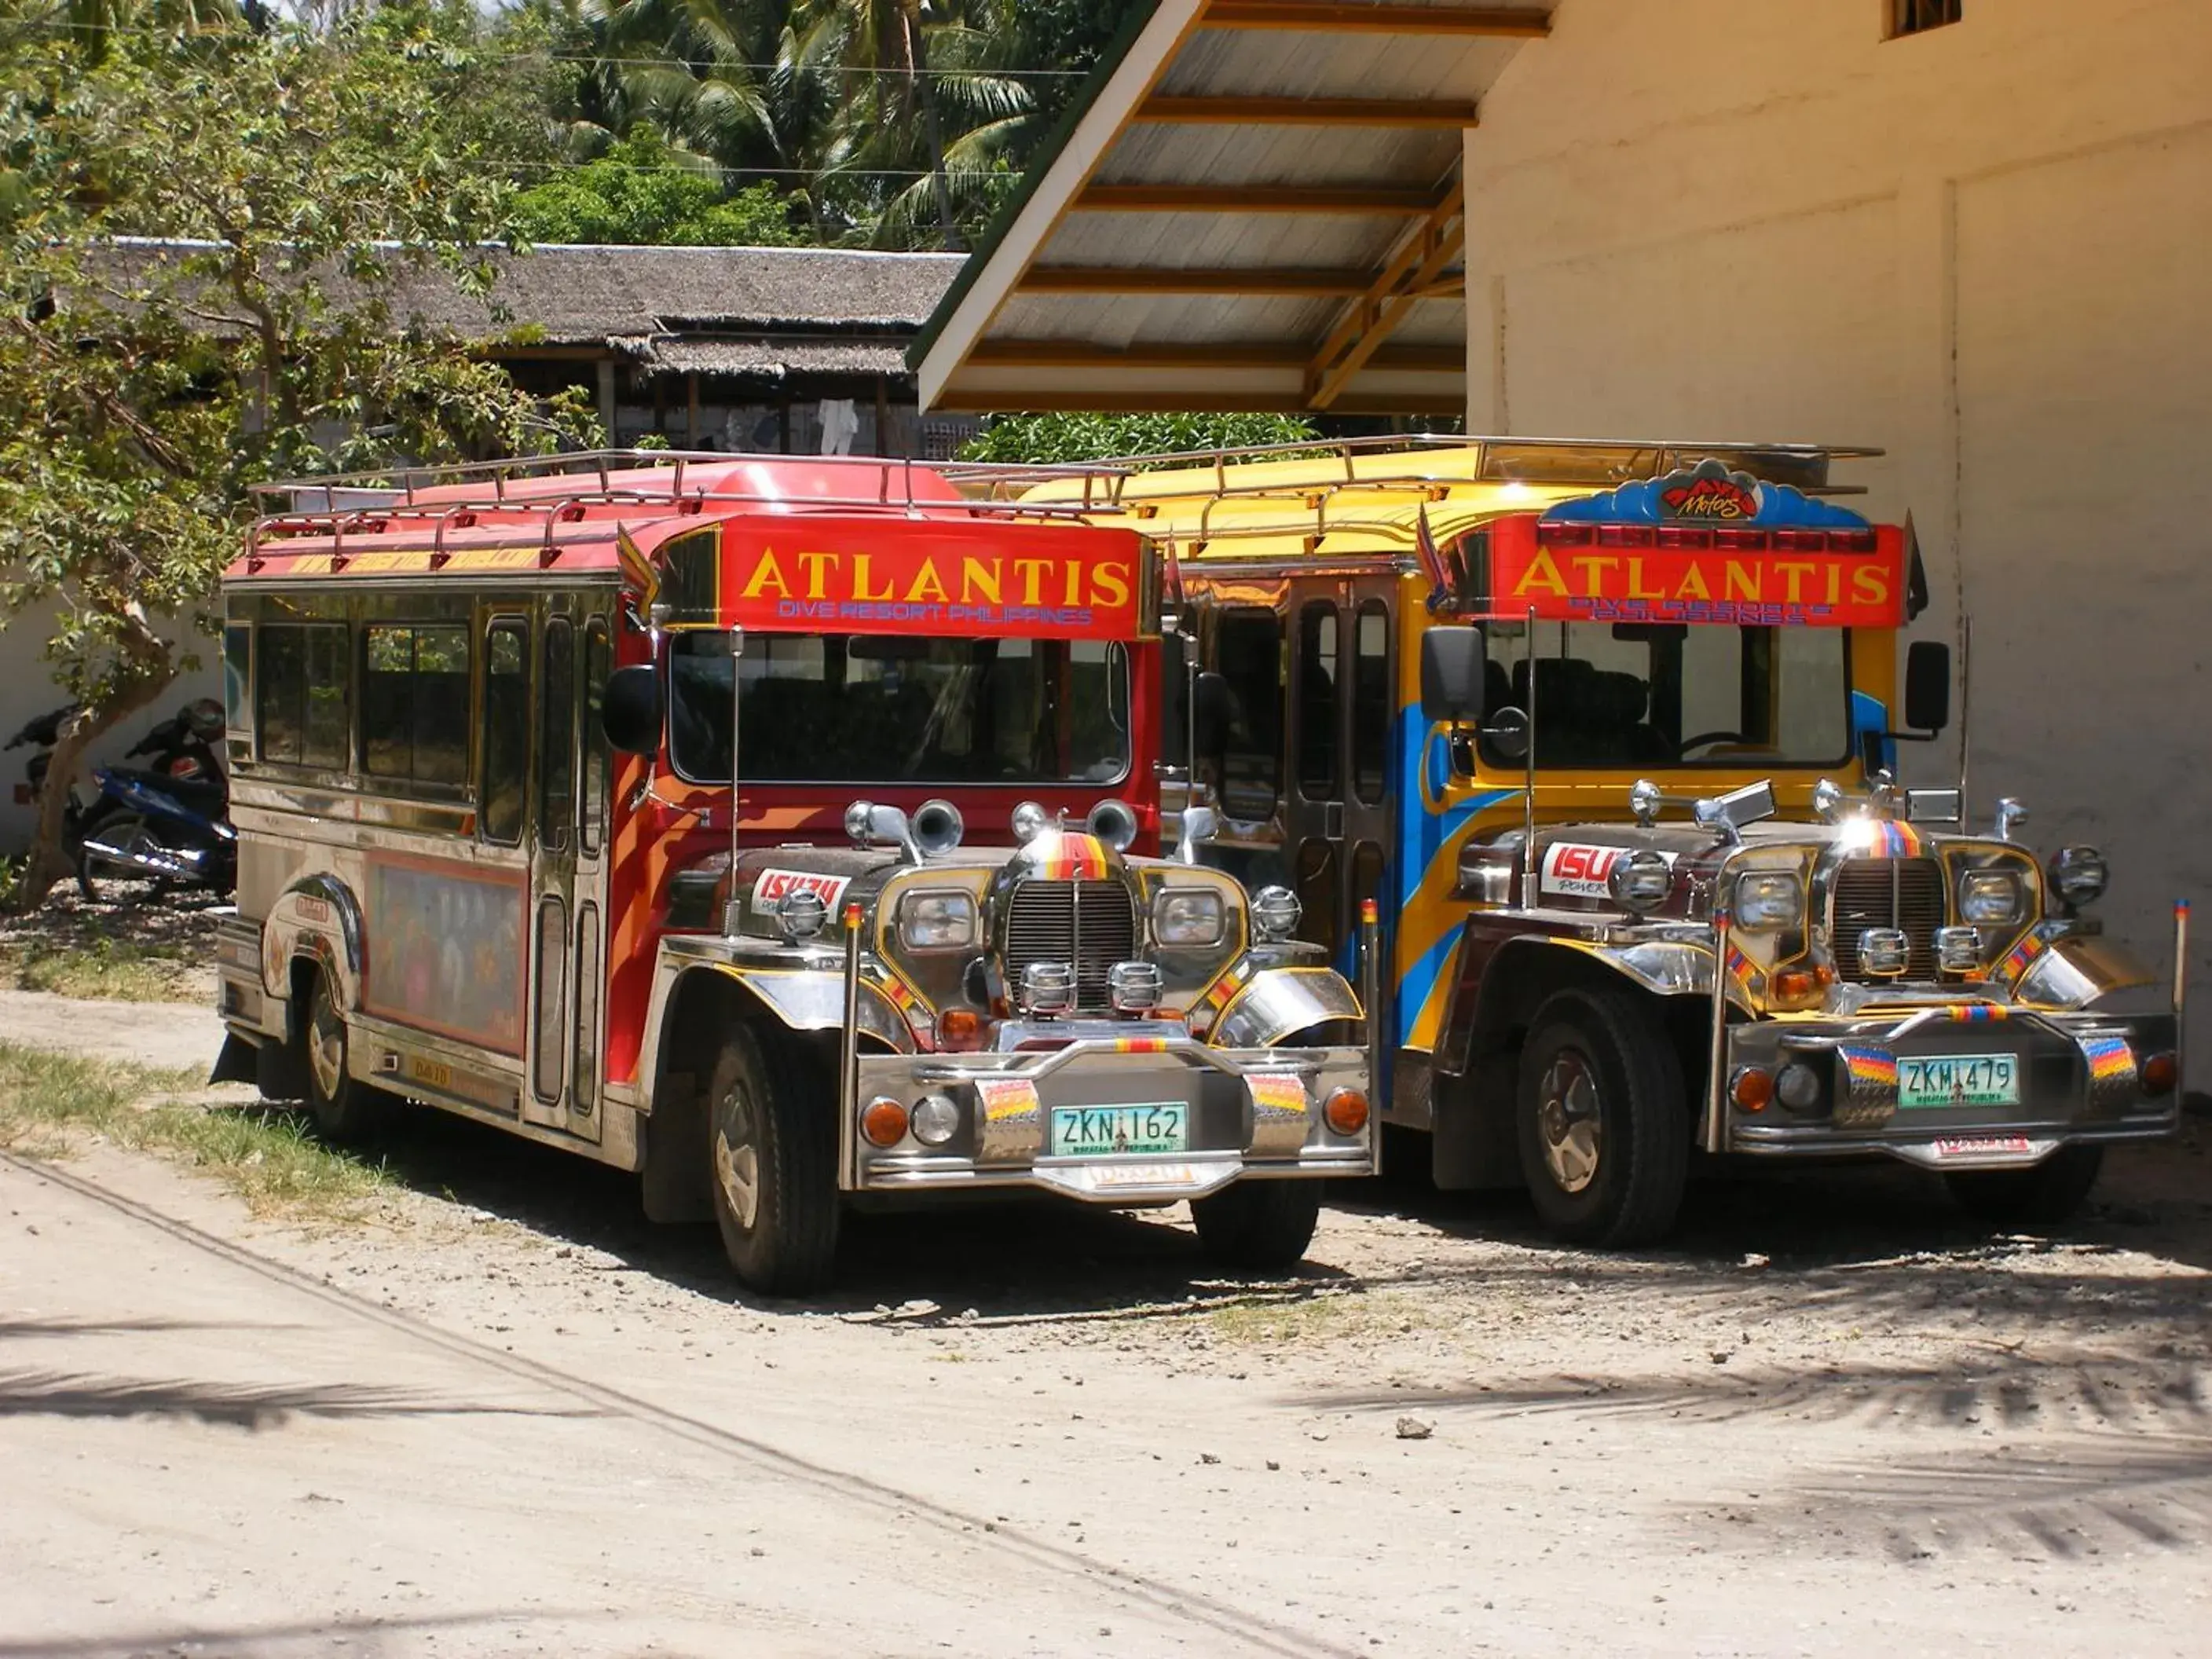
{"left": 750, "top": 868, "right": 852, "bottom": 915}
{"left": 1540, "top": 842, "right": 1672, "bottom": 899}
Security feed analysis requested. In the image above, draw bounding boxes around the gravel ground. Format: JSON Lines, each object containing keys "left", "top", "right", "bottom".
{"left": 2, "top": 996, "right": 2208, "bottom": 1657}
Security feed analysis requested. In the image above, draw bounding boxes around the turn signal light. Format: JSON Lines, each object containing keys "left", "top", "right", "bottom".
{"left": 2142, "top": 1051, "right": 2179, "bottom": 1097}
{"left": 1324, "top": 1087, "right": 1370, "bottom": 1136}
{"left": 1772, "top": 969, "right": 1818, "bottom": 1002}
{"left": 860, "top": 1096, "right": 909, "bottom": 1148}
{"left": 939, "top": 1008, "right": 983, "bottom": 1049}
{"left": 1730, "top": 1068, "right": 1774, "bottom": 1111}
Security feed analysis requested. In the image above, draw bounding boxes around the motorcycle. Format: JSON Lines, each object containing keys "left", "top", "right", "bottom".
{"left": 75, "top": 698, "right": 236, "bottom": 900}
{"left": 6, "top": 701, "right": 92, "bottom": 862}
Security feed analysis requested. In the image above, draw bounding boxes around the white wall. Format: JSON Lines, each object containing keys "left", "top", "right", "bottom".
{"left": 1465, "top": 0, "right": 2212, "bottom": 1046}
{"left": 0, "top": 597, "right": 224, "bottom": 855}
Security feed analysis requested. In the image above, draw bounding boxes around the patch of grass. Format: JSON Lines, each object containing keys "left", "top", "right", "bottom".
{"left": 0, "top": 1042, "right": 391, "bottom": 1221}
{"left": 0, "top": 932, "right": 206, "bottom": 1002}
{"left": 1209, "top": 1292, "right": 1358, "bottom": 1346}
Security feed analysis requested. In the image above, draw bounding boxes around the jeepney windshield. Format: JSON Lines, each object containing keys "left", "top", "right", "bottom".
{"left": 1479, "top": 620, "right": 1852, "bottom": 770}
{"left": 667, "top": 632, "right": 1130, "bottom": 785}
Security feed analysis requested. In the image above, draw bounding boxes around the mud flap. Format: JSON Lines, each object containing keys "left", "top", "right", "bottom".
{"left": 639, "top": 1071, "right": 712, "bottom": 1224}
{"left": 1431, "top": 1054, "right": 1522, "bottom": 1191}
{"left": 209, "top": 1033, "right": 260, "bottom": 1087}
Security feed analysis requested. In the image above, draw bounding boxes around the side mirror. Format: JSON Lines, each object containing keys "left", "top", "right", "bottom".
{"left": 1904, "top": 640, "right": 1950, "bottom": 734}
{"left": 1419, "top": 627, "right": 1485, "bottom": 726}
{"left": 602, "top": 665, "right": 662, "bottom": 756}
{"left": 1192, "top": 671, "right": 1232, "bottom": 764}
{"left": 1694, "top": 779, "right": 1777, "bottom": 844}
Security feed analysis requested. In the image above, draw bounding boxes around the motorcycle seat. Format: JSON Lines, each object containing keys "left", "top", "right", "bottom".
{"left": 108, "top": 767, "right": 228, "bottom": 812}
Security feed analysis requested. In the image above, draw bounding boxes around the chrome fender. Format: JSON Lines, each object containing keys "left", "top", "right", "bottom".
{"left": 1209, "top": 964, "right": 1364, "bottom": 1049}
{"left": 261, "top": 874, "right": 364, "bottom": 1013}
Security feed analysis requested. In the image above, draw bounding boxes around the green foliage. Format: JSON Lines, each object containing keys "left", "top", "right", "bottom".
{"left": 527, "top": 0, "right": 1140, "bottom": 248}
{"left": 511, "top": 130, "right": 800, "bottom": 245}
{"left": 0, "top": 0, "right": 599, "bottom": 899}
{"left": 957, "top": 412, "right": 1322, "bottom": 468}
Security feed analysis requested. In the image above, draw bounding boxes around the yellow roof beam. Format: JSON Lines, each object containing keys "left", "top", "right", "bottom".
{"left": 1306, "top": 179, "right": 1466, "bottom": 409}
{"left": 1075, "top": 182, "right": 1437, "bottom": 214}
{"left": 1136, "top": 94, "right": 1480, "bottom": 127}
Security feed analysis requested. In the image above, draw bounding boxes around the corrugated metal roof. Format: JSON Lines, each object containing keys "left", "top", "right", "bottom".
{"left": 914, "top": 0, "right": 1553, "bottom": 419}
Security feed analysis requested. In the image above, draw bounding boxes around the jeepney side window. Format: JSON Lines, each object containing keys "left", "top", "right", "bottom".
{"left": 539, "top": 617, "right": 574, "bottom": 852}
{"left": 1159, "top": 627, "right": 1188, "bottom": 775}
{"left": 1295, "top": 601, "right": 1339, "bottom": 801}
{"left": 256, "top": 622, "right": 349, "bottom": 771}
{"left": 363, "top": 624, "right": 470, "bottom": 786}
{"left": 222, "top": 624, "right": 250, "bottom": 736}
{"left": 580, "top": 617, "right": 610, "bottom": 856}
{"left": 1213, "top": 607, "right": 1283, "bottom": 822}
{"left": 482, "top": 618, "right": 530, "bottom": 845}
{"left": 1353, "top": 601, "right": 1390, "bottom": 806}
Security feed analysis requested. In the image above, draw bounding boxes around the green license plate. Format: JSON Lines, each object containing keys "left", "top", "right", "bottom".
{"left": 1049, "top": 1103, "right": 1189, "bottom": 1157}
{"left": 1899, "top": 1053, "right": 2021, "bottom": 1108}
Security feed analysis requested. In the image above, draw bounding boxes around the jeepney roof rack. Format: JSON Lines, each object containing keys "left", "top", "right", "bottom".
{"left": 1082, "top": 432, "right": 1882, "bottom": 507}
{"left": 246, "top": 447, "right": 1140, "bottom": 547}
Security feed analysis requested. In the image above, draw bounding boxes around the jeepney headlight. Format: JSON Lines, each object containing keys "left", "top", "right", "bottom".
{"left": 1959, "top": 870, "right": 2025, "bottom": 926}
{"left": 897, "top": 890, "right": 976, "bottom": 950}
{"left": 1606, "top": 849, "right": 1672, "bottom": 912}
{"left": 1936, "top": 925, "right": 1983, "bottom": 973}
{"left": 776, "top": 890, "right": 828, "bottom": 942}
{"left": 1858, "top": 928, "right": 1910, "bottom": 976}
{"left": 1733, "top": 871, "right": 1804, "bottom": 930}
{"left": 1152, "top": 887, "right": 1225, "bottom": 947}
{"left": 2050, "top": 845, "right": 2108, "bottom": 907}
{"left": 1108, "top": 961, "right": 1163, "bottom": 1013}
{"left": 1251, "top": 885, "right": 1302, "bottom": 943}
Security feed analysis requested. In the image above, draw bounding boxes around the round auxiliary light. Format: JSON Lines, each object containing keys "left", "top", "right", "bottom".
{"left": 1730, "top": 1068, "right": 1774, "bottom": 1111}
{"left": 1010, "top": 800, "right": 1049, "bottom": 844}
{"left": 2049, "top": 844, "right": 2108, "bottom": 908}
{"left": 860, "top": 1096, "right": 910, "bottom": 1148}
{"left": 1606, "top": 849, "right": 1672, "bottom": 912}
{"left": 844, "top": 800, "right": 877, "bottom": 847}
{"left": 2141, "top": 1052, "right": 2178, "bottom": 1097}
{"left": 1774, "top": 1063, "right": 1823, "bottom": 1111}
{"left": 1251, "top": 884, "right": 1302, "bottom": 943}
{"left": 909, "top": 1093, "right": 961, "bottom": 1148}
{"left": 776, "top": 888, "right": 828, "bottom": 943}
{"left": 1324, "top": 1087, "right": 1370, "bottom": 1137}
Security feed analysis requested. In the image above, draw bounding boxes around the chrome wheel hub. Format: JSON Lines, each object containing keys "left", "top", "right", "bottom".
{"left": 308, "top": 983, "right": 345, "bottom": 1100}
{"left": 714, "top": 1090, "right": 761, "bottom": 1232}
{"left": 1536, "top": 1049, "right": 1602, "bottom": 1195}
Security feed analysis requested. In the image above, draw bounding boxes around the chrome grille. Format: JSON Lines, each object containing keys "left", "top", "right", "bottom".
{"left": 1002, "top": 879, "right": 1137, "bottom": 1013}
{"left": 1830, "top": 857, "right": 1946, "bottom": 983}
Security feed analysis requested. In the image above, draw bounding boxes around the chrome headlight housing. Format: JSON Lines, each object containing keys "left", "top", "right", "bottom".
{"left": 775, "top": 890, "right": 829, "bottom": 943}
{"left": 1606, "top": 849, "right": 1672, "bottom": 912}
{"left": 1152, "top": 887, "right": 1226, "bottom": 947}
{"left": 1251, "top": 885, "right": 1302, "bottom": 943}
{"left": 1958, "top": 869, "right": 2026, "bottom": 926}
{"left": 896, "top": 889, "right": 976, "bottom": 950}
{"left": 1733, "top": 870, "right": 1804, "bottom": 930}
{"left": 2049, "top": 845, "right": 2108, "bottom": 907}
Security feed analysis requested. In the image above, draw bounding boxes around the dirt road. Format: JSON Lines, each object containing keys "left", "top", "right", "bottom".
{"left": 3, "top": 998, "right": 2209, "bottom": 1657}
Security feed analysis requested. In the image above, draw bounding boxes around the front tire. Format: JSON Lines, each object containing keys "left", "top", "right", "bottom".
{"left": 1190, "top": 1180, "right": 1320, "bottom": 1272}
{"left": 299, "top": 967, "right": 391, "bottom": 1144}
{"left": 707, "top": 1024, "right": 840, "bottom": 1296}
{"left": 1515, "top": 987, "right": 1690, "bottom": 1247}
{"left": 1946, "top": 1144, "right": 2104, "bottom": 1226}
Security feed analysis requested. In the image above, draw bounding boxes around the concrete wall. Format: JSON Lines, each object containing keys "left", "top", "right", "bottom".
{"left": 1465, "top": 0, "right": 2212, "bottom": 1045}
{"left": 0, "top": 597, "right": 224, "bottom": 855}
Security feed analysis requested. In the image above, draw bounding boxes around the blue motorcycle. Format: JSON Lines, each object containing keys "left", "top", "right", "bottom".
{"left": 75, "top": 699, "right": 235, "bottom": 900}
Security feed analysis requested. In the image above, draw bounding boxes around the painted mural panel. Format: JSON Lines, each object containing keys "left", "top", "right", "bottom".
{"left": 364, "top": 854, "right": 527, "bottom": 1054}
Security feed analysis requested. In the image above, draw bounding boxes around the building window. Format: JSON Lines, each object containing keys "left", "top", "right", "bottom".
{"left": 1888, "top": 0, "right": 1961, "bottom": 37}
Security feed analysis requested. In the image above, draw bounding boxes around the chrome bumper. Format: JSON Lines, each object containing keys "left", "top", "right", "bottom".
{"left": 1721, "top": 1006, "right": 2181, "bottom": 1169}
{"left": 844, "top": 1037, "right": 1373, "bottom": 1200}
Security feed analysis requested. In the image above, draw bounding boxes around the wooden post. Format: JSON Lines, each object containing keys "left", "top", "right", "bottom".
{"left": 686, "top": 374, "right": 701, "bottom": 446}
{"left": 873, "top": 375, "right": 891, "bottom": 457}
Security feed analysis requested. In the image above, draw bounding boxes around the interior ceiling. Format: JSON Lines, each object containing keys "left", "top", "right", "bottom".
{"left": 913, "top": 1, "right": 1555, "bottom": 419}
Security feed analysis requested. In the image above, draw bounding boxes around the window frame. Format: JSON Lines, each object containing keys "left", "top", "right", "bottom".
{"left": 479, "top": 614, "right": 533, "bottom": 847}
{"left": 360, "top": 620, "right": 474, "bottom": 795}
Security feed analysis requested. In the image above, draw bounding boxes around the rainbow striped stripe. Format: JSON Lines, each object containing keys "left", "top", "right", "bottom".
{"left": 1027, "top": 831, "right": 1111, "bottom": 881}
{"left": 1997, "top": 931, "right": 2048, "bottom": 988}
{"left": 1840, "top": 1044, "right": 1899, "bottom": 1089}
{"left": 1725, "top": 946, "right": 1766, "bottom": 998}
{"left": 2082, "top": 1035, "right": 2133, "bottom": 1082}
{"left": 1944, "top": 1004, "right": 2011, "bottom": 1024}
{"left": 1873, "top": 820, "right": 1924, "bottom": 858}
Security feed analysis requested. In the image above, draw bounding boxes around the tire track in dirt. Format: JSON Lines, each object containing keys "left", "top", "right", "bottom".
{"left": 3, "top": 1150, "right": 1359, "bottom": 1659}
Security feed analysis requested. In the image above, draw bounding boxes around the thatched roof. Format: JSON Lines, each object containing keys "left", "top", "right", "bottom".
{"left": 78, "top": 240, "right": 962, "bottom": 379}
